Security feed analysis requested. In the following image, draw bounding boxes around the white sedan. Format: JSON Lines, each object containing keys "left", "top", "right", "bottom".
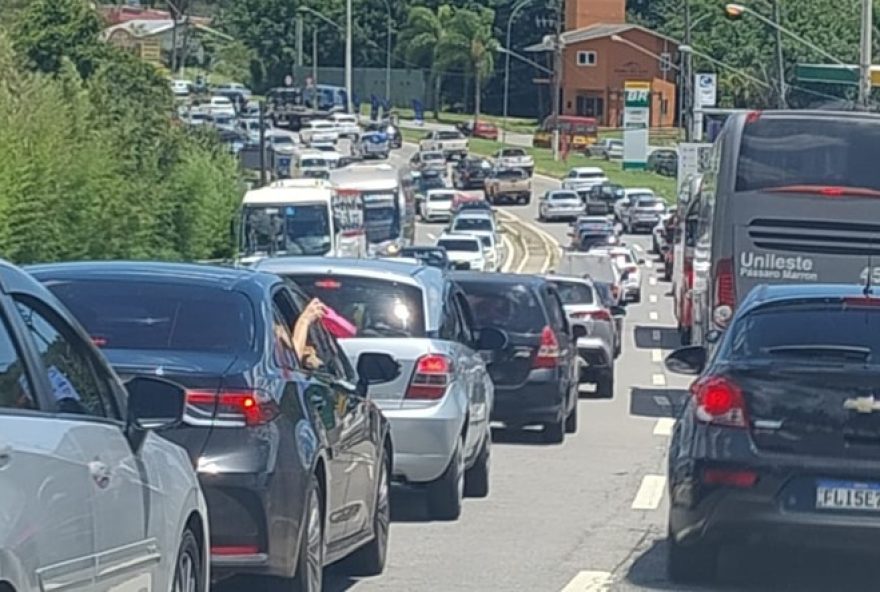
{"left": 422, "top": 189, "right": 456, "bottom": 222}
{"left": 436, "top": 233, "right": 489, "bottom": 271}
{"left": 593, "top": 245, "right": 646, "bottom": 303}
{"left": 561, "top": 166, "right": 609, "bottom": 192}
{"left": 447, "top": 212, "right": 500, "bottom": 271}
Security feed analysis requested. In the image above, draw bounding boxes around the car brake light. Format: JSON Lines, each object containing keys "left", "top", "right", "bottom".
{"left": 571, "top": 309, "right": 612, "bottom": 322}
{"left": 685, "top": 260, "right": 694, "bottom": 289}
{"left": 691, "top": 376, "right": 747, "bottom": 428}
{"left": 211, "top": 545, "right": 260, "bottom": 556}
{"left": 745, "top": 110, "right": 762, "bottom": 124}
{"left": 713, "top": 258, "right": 735, "bottom": 326}
{"left": 533, "top": 326, "right": 560, "bottom": 368}
{"left": 702, "top": 468, "right": 758, "bottom": 488}
{"left": 314, "top": 279, "right": 341, "bottom": 289}
{"left": 185, "top": 388, "right": 279, "bottom": 427}
{"left": 406, "top": 354, "right": 453, "bottom": 400}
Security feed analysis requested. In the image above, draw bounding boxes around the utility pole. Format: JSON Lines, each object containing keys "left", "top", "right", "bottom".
{"left": 312, "top": 28, "right": 318, "bottom": 86}
{"left": 772, "top": 0, "right": 786, "bottom": 108}
{"left": 296, "top": 15, "right": 304, "bottom": 68}
{"left": 345, "top": 0, "right": 354, "bottom": 113}
{"left": 859, "top": 0, "right": 873, "bottom": 109}
{"left": 683, "top": 0, "right": 692, "bottom": 141}
{"left": 551, "top": 0, "right": 563, "bottom": 161}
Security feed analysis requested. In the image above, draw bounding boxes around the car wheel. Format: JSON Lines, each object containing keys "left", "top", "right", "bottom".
{"left": 172, "top": 527, "right": 203, "bottom": 592}
{"left": 543, "top": 412, "right": 565, "bottom": 444}
{"left": 564, "top": 398, "right": 578, "bottom": 434}
{"left": 464, "top": 428, "right": 490, "bottom": 498}
{"left": 667, "top": 535, "right": 718, "bottom": 584}
{"left": 427, "top": 436, "right": 464, "bottom": 520}
{"left": 290, "top": 475, "right": 324, "bottom": 592}
{"left": 597, "top": 370, "right": 614, "bottom": 399}
{"left": 345, "top": 449, "right": 390, "bottom": 575}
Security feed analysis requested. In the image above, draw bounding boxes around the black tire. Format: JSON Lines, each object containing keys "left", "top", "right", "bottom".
{"left": 565, "top": 399, "right": 578, "bottom": 434}
{"left": 426, "top": 437, "right": 464, "bottom": 520}
{"left": 679, "top": 325, "right": 692, "bottom": 346}
{"left": 172, "top": 528, "right": 204, "bottom": 592}
{"left": 464, "top": 430, "right": 490, "bottom": 498}
{"left": 543, "top": 414, "right": 565, "bottom": 444}
{"left": 667, "top": 536, "right": 719, "bottom": 584}
{"left": 344, "top": 450, "right": 390, "bottom": 576}
{"left": 290, "top": 475, "right": 324, "bottom": 592}
{"left": 597, "top": 370, "right": 614, "bottom": 399}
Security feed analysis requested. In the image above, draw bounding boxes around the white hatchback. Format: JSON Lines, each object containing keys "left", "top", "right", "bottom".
{"left": 436, "top": 233, "right": 489, "bottom": 271}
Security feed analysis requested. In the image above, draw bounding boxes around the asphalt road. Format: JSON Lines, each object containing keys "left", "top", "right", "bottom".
{"left": 221, "top": 145, "right": 880, "bottom": 592}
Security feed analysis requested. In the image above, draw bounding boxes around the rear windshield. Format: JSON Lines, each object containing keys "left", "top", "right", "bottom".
{"left": 423, "top": 152, "right": 444, "bottom": 161}
{"left": 550, "top": 281, "right": 595, "bottom": 305}
{"left": 557, "top": 256, "right": 616, "bottom": 282}
{"left": 437, "top": 131, "right": 461, "bottom": 140}
{"left": 631, "top": 195, "right": 657, "bottom": 205}
{"left": 735, "top": 117, "right": 880, "bottom": 192}
{"left": 501, "top": 149, "right": 526, "bottom": 157}
{"left": 458, "top": 281, "right": 546, "bottom": 333}
{"left": 551, "top": 192, "right": 579, "bottom": 201}
{"left": 727, "top": 303, "right": 880, "bottom": 362}
{"left": 577, "top": 171, "right": 604, "bottom": 179}
{"left": 429, "top": 193, "right": 454, "bottom": 202}
{"left": 452, "top": 217, "right": 493, "bottom": 232}
{"left": 45, "top": 280, "right": 255, "bottom": 353}
{"left": 289, "top": 275, "right": 426, "bottom": 338}
{"left": 498, "top": 170, "right": 523, "bottom": 179}
{"left": 478, "top": 236, "right": 493, "bottom": 247}
{"left": 438, "top": 238, "right": 480, "bottom": 252}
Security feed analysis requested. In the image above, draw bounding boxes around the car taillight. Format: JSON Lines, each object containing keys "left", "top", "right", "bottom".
{"left": 702, "top": 468, "right": 758, "bottom": 488}
{"left": 406, "top": 354, "right": 453, "bottom": 400}
{"left": 713, "top": 258, "right": 735, "bottom": 327}
{"left": 691, "top": 376, "right": 747, "bottom": 428}
{"left": 685, "top": 260, "right": 694, "bottom": 289}
{"left": 533, "top": 326, "right": 560, "bottom": 368}
{"left": 185, "top": 388, "right": 279, "bottom": 427}
{"left": 571, "top": 309, "right": 611, "bottom": 322}
{"left": 625, "top": 265, "right": 638, "bottom": 274}
{"left": 611, "top": 284, "right": 621, "bottom": 301}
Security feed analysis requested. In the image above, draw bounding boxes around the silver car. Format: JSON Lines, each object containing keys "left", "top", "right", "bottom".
{"left": 546, "top": 275, "right": 619, "bottom": 398}
{"left": 539, "top": 189, "right": 585, "bottom": 222}
{"left": 256, "top": 257, "right": 505, "bottom": 520}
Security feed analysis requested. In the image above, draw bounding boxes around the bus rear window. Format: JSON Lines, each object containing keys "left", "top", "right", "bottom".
{"left": 735, "top": 117, "right": 880, "bottom": 192}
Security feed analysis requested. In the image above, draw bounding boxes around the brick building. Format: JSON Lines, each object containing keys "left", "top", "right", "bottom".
{"left": 525, "top": 0, "right": 680, "bottom": 128}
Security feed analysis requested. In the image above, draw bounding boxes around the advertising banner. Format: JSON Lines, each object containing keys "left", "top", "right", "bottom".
{"left": 623, "top": 81, "right": 650, "bottom": 170}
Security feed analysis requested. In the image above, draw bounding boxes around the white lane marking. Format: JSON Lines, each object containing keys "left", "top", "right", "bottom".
{"left": 633, "top": 243, "right": 645, "bottom": 253}
{"left": 653, "top": 395, "right": 670, "bottom": 407}
{"left": 649, "top": 276, "right": 657, "bottom": 286}
{"left": 653, "top": 418, "right": 676, "bottom": 436}
{"left": 652, "top": 373, "right": 667, "bottom": 386}
{"left": 632, "top": 475, "right": 667, "bottom": 510}
{"left": 427, "top": 233, "right": 436, "bottom": 241}
{"left": 651, "top": 329, "right": 661, "bottom": 341}
{"left": 501, "top": 233, "right": 516, "bottom": 273}
{"left": 559, "top": 570, "right": 613, "bottom": 592}
{"left": 649, "top": 311, "right": 659, "bottom": 321}
{"left": 651, "top": 349, "right": 663, "bottom": 363}
{"left": 649, "top": 294, "right": 658, "bottom": 304}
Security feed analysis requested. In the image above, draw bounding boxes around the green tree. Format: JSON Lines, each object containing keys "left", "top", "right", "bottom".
{"left": 399, "top": 5, "right": 455, "bottom": 117}
{"left": 436, "top": 6, "right": 499, "bottom": 121}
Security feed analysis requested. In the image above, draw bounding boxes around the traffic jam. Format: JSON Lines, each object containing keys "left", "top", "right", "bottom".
{"left": 6, "top": 104, "right": 880, "bottom": 592}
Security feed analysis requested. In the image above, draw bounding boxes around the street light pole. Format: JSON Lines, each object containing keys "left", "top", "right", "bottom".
{"left": 502, "top": 0, "right": 532, "bottom": 149}
{"left": 312, "top": 28, "right": 318, "bottom": 86}
{"left": 345, "top": 0, "right": 354, "bottom": 113}
{"left": 772, "top": 0, "right": 786, "bottom": 108}
{"left": 551, "top": 0, "right": 563, "bottom": 161}
{"left": 859, "top": 0, "right": 873, "bottom": 109}
{"left": 376, "top": 0, "right": 392, "bottom": 107}
{"left": 683, "top": 0, "right": 692, "bottom": 141}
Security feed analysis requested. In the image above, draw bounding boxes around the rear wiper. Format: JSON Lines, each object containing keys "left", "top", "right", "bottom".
{"left": 764, "top": 344, "right": 871, "bottom": 362}
{"left": 766, "top": 185, "right": 880, "bottom": 198}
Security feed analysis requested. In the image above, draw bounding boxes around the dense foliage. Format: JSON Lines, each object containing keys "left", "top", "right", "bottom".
{"left": 0, "top": 0, "right": 241, "bottom": 264}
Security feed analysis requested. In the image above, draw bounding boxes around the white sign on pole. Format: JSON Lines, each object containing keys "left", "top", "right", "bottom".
{"left": 676, "top": 142, "right": 713, "bottom": 196}
{"left": 623, "top": 81, "right": 651, "bottom": 170}
{"left": 695, "top": 73, "right": 717, "bottom": 108}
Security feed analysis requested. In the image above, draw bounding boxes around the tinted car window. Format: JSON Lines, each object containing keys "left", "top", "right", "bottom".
{"left": 437, "top": 131, "right": 461, "bottom": 140}
{"left": 438, "top": 239, "right": 480, "bottom": 252}
{"left": 727, "top": 302, "right": 880, "bottom": 361}
{"left": 551, "top": 192, "right": 579, "bottom": 201}
{"left": 735, "top": 117, "right": 880, "bottom": 192}
{"left": 429, "top": 193, "right": 454, "bottom": 202}
{"left": 557, "top": 255, "right": 617, "bottom": 283}
{"left": 452, "top": 217, "right": 493, "bottom": 232}
{"left": 0, "top": 315, "right": 32, "bottom": 411}
{"left": 458, "top": 281, "right": 546, "bottom": 333}
{"left": 290, "top": 275, "right": 426, "bottom": 338}
{"left": 550, "top": 281, "right": 595, "bottom": 305}
{"left": 46, "top": 280, "right": 256, "bottom": 354}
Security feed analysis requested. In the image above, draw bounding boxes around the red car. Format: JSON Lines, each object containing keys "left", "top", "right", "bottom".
{"left": 457, "top": 120, "right": 499, "bottom": 140}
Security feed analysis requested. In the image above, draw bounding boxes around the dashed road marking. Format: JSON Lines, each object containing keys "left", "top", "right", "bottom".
{"left": 653, "top": 395, "right": 671, "bottom": 407}
{"left": 651, "top": 349, "right": 663, "bottom": 363}
{"left": 652, "top": 373, "right": 667, "bottom": 386}
{"left": 501, "top": 233, "right": 516, "bottom": 273}
{"left": 633, "top": 243, "right": 645, "bottom": 253}
{"left": 651, "top": 329, "right": 661, "bottom": 341}
{"left": 559, "top": 570, "right": 613, "bottom": 592}
{"left": 653, "top": 418, "right": 676, "bottom": 436}
{"left": 631, "top": 475, "right": 667, "bottom": 510}
{"left": 649, "top": 276, "right": 658, "bottom": 286}
{"left": 649, "top": 294, "right": 658, "bottom": 304}
{"left": 427, "top": 233, "right": 436, "bottom": 241}
{"left": 649, "top": 311, "right": 659, "bottom": 321}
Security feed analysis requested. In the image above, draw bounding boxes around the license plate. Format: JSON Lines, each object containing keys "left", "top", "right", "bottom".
{"left": 816, "top": 479, "right": 880, "bottom": 511}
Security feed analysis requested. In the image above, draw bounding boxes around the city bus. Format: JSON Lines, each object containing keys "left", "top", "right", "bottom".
{"left": 533, "top": 115, "right": 599, "bottom": 150}
{"left": 329, "top": 163, "right": 416, "bottom": 257}
{"left": 691, "top": 110, "right": 880, "bottom": 344}
{"left": 237, "top": 178, "right": 366, "bottom": 264}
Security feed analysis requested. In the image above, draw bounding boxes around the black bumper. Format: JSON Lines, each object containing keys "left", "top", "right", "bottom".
{"left": 491, "top": 368, "right": 566, "bottom": 426}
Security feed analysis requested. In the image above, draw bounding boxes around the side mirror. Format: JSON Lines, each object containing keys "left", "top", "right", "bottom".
{"left": 572, "top": 324, "right": 588, "bottom": 339}
{"left": 475, "top": 326, "right": 508, "bottom": 351}
{"left": 610, "top": 305, "right": 627, "bottom": 316}
{"left": 705, "top": 329, "right": 723, "bottom": 344}
{"left": 357, "top": 352, "right": 402, "bottom": 384}
{"left": 665, "top": 346, "right": 707, "bottom": 375}
{"left": 125, "top": 376, "right": 186, "bottom": 452}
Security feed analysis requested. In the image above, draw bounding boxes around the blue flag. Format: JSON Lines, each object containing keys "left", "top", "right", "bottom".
{"left": 370, "top": 94, "right": 379, "bottom": 121}
{"left": 352, "top": 93, "right": 362, "bottom": 114}
{"left": 412, "top": 99, "right": 424, "bottom": 125}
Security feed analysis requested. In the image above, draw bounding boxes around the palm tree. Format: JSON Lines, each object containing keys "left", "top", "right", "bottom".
{"left": 398, "top": 5, "right": 454, "bottom": 119}
{"left": 436, "top": 6, "right": 498, "bottom": 123}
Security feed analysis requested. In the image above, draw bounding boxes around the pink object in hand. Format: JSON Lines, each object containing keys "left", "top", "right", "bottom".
{"left": 321, "top": 307, "right": 357, "bottom": 339}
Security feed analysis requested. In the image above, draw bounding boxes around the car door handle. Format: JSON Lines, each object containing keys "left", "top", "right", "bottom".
{"left": 0, "top": 444, "right": 11, "bottom": 469}
{"left": 88, "top": 461, "right": 111, "bottom": 489}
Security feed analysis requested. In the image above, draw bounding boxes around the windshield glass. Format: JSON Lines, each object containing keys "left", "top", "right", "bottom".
{"left": 735, "top": 117, "right": 880, "bottom": 192}
{"left": 502, "top": 149, "right": 526, "bottom": 157}
{"left": 429, "top": 192, "right": 454, "bottom": 202}
{"left": 242, "top": 203, "right": 332, "bottom": 256}
{"left": 438, "top": 238, "right": 479, "bottom": 252}
{"left": 301, "top": 158, "right": 328, "bottom": 168}
{"left": 578, "top": 171, "right": 604, "bottom": 179}
{"left": 551, "top": 192, "right": 579, "bottom": 201}
{"left": 437, "top": 131, "right": 460, "bottom": 140}
{"left": 557, "top": 255, "right": 617, "bottom": 282}
{"left": 550, "top": 281, "right": 595, "bottom": 305}
{"left": 288, "top": 275, "right": 426, "bottom": 338}
{"left": 46, "top": 280, "right": 255, "bottom": 354}
{"left": 635, "top": 196, "right": 660, "bottom": 207}
{"left": 452, "top": 217, "right": 493, "bottom": 232}
{"left": 459, "top": 281, "right": 545, "bottom": 333}
{"left": 271, "top": 136, "right": 294, "bottom": 146}
{"left": 727, "top": 303, "right": 880, "bottom": 362}
{"left": 419, "top": 176, "right": 446, "bottom": 191}
{"left": 423, "top": 152, "right": 444, "bottom": 162}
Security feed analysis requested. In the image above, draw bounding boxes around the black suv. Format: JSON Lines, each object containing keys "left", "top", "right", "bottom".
{"left": 452, "top": 157, "right": 492, "bottom": 190}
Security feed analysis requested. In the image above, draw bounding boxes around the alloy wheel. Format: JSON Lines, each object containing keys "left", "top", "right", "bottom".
{"left": 305, "top": 489, "right": 324, "bottom": 592}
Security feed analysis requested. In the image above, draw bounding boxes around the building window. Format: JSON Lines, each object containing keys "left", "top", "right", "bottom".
{"left": 576, "top": 51, "right": 597, "bottom": 67}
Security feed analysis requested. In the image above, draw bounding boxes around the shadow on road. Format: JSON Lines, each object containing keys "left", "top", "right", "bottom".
{"left": 625, "top": 537, "right": 880, "bottom": 592}
{"left": 490, "top": 425, "right": 558, "bottom": 447}
{"left": 629, "top": 387, "right": 688, "bottom": 419}
{"left": 633, "top": 325, "right": 682, "bottom": 350}
{"left": 387, "top": 486, "right": 432, "bottom": 523}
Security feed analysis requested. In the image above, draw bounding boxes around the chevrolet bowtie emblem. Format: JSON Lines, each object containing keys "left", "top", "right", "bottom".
{"left": 843, "top": 396, "right": 880, "bottom": 414}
